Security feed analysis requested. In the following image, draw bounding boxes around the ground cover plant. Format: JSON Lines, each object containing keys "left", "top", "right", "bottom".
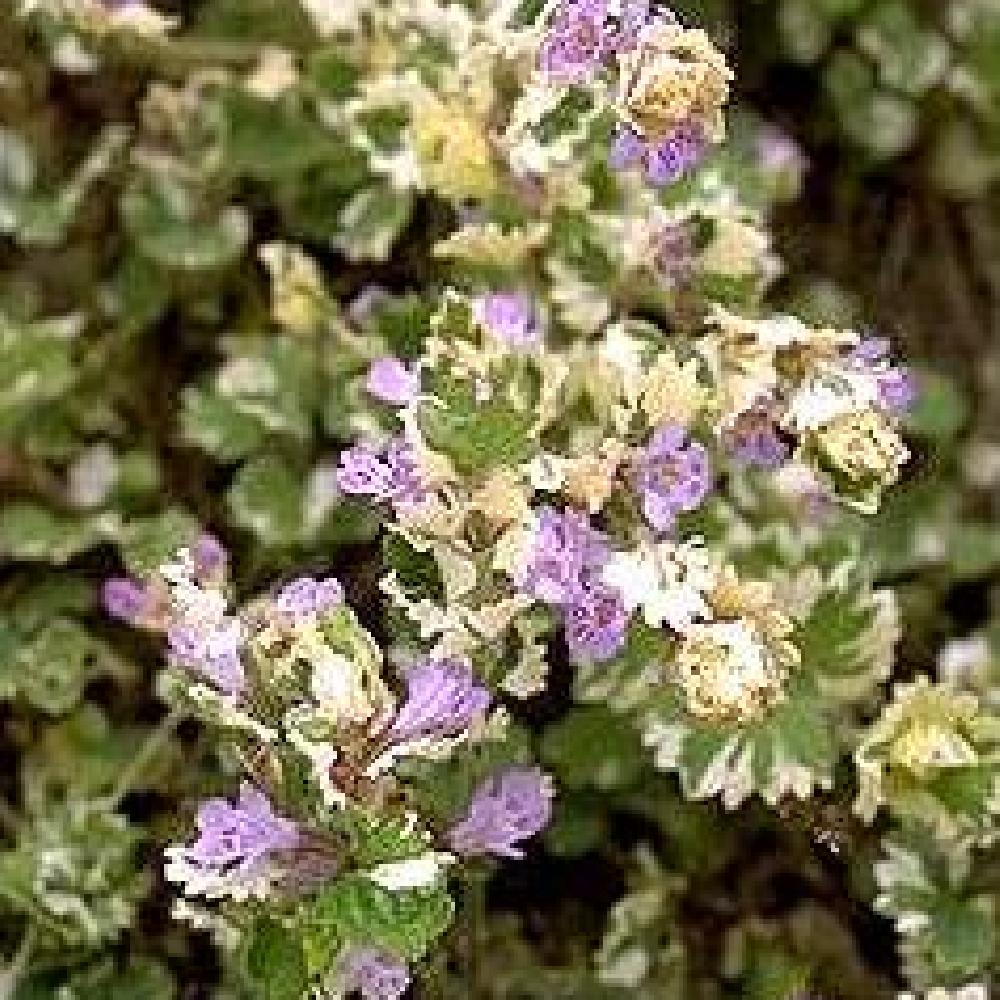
{"left": 0, "top": 1, "right": 998, "bottom": 998}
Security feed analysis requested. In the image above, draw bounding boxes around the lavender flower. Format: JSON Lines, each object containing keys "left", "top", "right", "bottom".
{"left": 473, "top": 291, "right": 541, "bottom": 348}
{"left": 337, "top": 443, "right": 395, "bottom": 497}
{"left": 448, "top": 767, "right": 553, "bottom": 859}
{"left": 337, "top": 438, "right": 428, "bottom": 511}
{"left": 849, "top": 337, "right": 918, "bottom": 412}
{"left": 724, "top": 406, "right": 790, "bottom": 469}
{"left": 565, "top": 581, "right": 629, "bottom": 662}
{"left": 167, "top": 619, "right": 245, "bottom": 696}
{"left": 616, "top": 0, "right": 658, "bottom": 50}
{"left": 877, "top": 368, "right": 917, "bottom": 412}
{"left": 538, "top": 0, "right": 612, "bottom": 84}
{"left": 636, "top": 424, "right": 712, "bottom": 532}
{"left": 342, "top": 948, "right": 410, "bottom": 1000}
{"left": 185, "top": 783, "right": 299, "bottom": 878}
{"left": 273, "top": 575, "right": 344, "bottom": 622}
{"left": 102, "top": 576, "right": 151, "bottom": 624}
{"left": 387, "top": 658, "right": 491, "bottom": 745}
{"left": 756, "top": 123, "right": 805, "bottom": 175}
{"left": 653, "top": 221, "right": 696, "bottom": 287}
{"left": 192, "top": 532, "right": 227, "bottom": 582}
{"left": 518, "top": 507, "right": 609, "bottom": 606}
{"left": 610, "top": 120, "right": 708, "bottom": 187}
{"left": 366, "top": 357, "right": 420, "bottom": 406}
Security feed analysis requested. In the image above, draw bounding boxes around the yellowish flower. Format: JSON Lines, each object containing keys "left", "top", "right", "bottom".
{"left": 433, "top": 222, "right": 549, "bottom": 268}
{"left": 855, "top": 677, "right": 1000, "bottom": 836}
{"left": 562, "top": 442, "right": 628, "bottom": 514}
{"left": 245, "top": 48, "right": 299, "bottom": 101}
{"left": 470, "top": 470, "right": 531, "bottom": 530}
{"left": 258, "top": 243, "right": 328, "bottom": 335}
{"left": 674, "top": 620, "right": 789, "bottom": 724}
{"left": 618, "top": 23, "right": 731, "bottom": 140}
{"left": 412, "top": 96, "right": 497, "bottom": 202}
{"left": 816, "top": 409, "right": 909, "bottom": 485}
{"left": 709, "top": 567, "right": 799, "bottom": 659}
{"left": 640, "top": 349, "right": 713, "bottom": 429}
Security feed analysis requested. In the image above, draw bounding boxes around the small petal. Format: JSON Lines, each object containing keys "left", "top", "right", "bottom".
{"left": 387, "top": 658, "right": 490, "bottom": 744}
{"left": 448, "top": 767, "right": 553, "bottom": 859}
{"left": 366, "top": 357, "right": 420, "bottom": 406}
{"left": 102, "top": 577, "right": 150, "bottom": 624}
{"left": 342, "top": 948, "right": 410, "bottom": 1000}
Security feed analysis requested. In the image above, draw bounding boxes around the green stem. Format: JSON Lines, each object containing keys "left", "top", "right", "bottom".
{"left": 102, "top": 705, "right": 186, "bottom": 812}
{"left": 0, "top": 926, "right": 35, "bottom": 1000}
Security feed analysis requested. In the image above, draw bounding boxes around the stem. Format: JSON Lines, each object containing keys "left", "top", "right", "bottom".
{"left": 102, "top": 705, "right": 186, "bottom": 812}
{"left": 0, "top": 926, "right": 35, "bottom": 1000}
{"left": 467, "top": 869, "right": 489, "bottom": 995}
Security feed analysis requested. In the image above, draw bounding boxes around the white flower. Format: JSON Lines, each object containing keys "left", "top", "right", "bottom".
{"left": 602, "top": 542, "right": 713, "bottom": 634}
{"left": 365, "top": 852, "right": 452, "bottom": 891}
{"left": 524, "top": 452, "right": 567, "bottom": 492}
{"left": 298, "top": 0, "right": 364, "bottom": 34}
{"left": 785, "top": 362, "right": 879, "bottom": 432}
{"left": 164, "top": 847, "right": 274, "bottom": 902}
{"left": 67, "top": 442, "right": 118, "bottom": 509}
{"left": 938, "top": 636, "right": 992, "bottom": 688}
{"left": 286, "top": 727, "right": 346, "bottom": 810}
{"left": 304, "top": 640, "right": 376, "bottom": 725}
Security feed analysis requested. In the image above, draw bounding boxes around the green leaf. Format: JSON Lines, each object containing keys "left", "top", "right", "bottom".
{"left": 180, "top": 386, "right": 268, "bottom": 461}
{"left": 308, "top": 48, "right": 362, "bottom": 100}
{"left": 304, "top": 876, "right": 454, "bottom": 967}
{"left": 122, "top": 177, "right": 249, "bottom": 271}
{"left": 347, "top": 812, "right": 434, "bottom": 869}
{"left": 228, "top": 455, "right": 305, "bottom": 546}
{"left": 0, "top": 503, "right": 101, "bottom": 564}
{"left": 0, "top": 312, "right": 79, "bottom": 438}
{"left": 219, "top": 89, "right": 341, "bottom": 181}
{"left": 245, "top": 917, "right": 309, "bottom": 1000}
{"left": 12, "top": 618, "right": 93, "bottom": 715}
{"left": 335, "top": 186, "right": 413, "bottom": 263}
{"left": 418, "top": 375, "right": 536, "bottom": 476}
{"left": 118, "top": 507, "right": 201, "bottom": 576}
{"left": 541, "top": 705, "right": 645, "bottom": 791}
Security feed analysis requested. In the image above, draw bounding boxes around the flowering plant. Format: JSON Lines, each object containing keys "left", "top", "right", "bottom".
{"left": 0, "top": 0, "right": 997, "bottom": 998}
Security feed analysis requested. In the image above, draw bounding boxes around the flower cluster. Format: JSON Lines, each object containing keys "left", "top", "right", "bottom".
{"left": 537, "top": 2, "right": 733, "bottom": 186}
{"left": 109, "top": 537, "right": 553, "bottom": 996}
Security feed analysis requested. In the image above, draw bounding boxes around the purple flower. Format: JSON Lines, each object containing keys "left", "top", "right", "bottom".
{"left": 565, "top": 582, "right": 629, "bottom": 662}
{"left": 192, "top": 533, "right": 227, "bottom": 581}
{"left": 849, "top": 338, "right": 918, "bottom": 412}
{"left": 610, "top": 121, "right": 708, "bottom": 187}
{"left": 877, "top": 368, "right": 918, "bottom": 412}
{"left": 756, "top": 124, "right": 805, "bottom": 175}
{"left": 473, "top": 291, "right": 541, "bottom": 348}
{"left": 366, "top": 357, "right": 420, "bottom": 406}
{"left": 274, "top": 575, "right": 344, "bottom": 622}
{"left": 185, "top": 783, "right": 298, "bottom": 878}
{"left": 342, "top": 948, "right": 410, "bottom": 1000}
{"left": 653, "top": 221, "right": 695, "bottom": 286}
{"left": 724, "top": 406, "right": 790, "bottom": 469}
{"left": 102, "top": 577, "right": 151, "bottom": 624}
{"left": 337, "top": 438, "right": 428, "bottom": 511}
{"left": 387, "top": 658, "right": 490, "bottom": 745}
{"left": 167, "top": 619, "right": 245, "bottom": 697}
{"left": 616, "top": 0, "right": 663, "bottom": 48}
{"left": 849, "top": 337, "right": 891, "bottom": 365}
{"left": 637, "top": 425, "right": 712, "bottom": 533}
{"left": 337, "top": 443, "right": 395, "bottom": 497}
{"left": 448, "top": 767, "right": 553, "bottom": 859}
{"left": 518, "top": 507, "right": 609, "bottom": 606}
{"left": 538, "top": 0, "right": 611, "bottom": 84}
